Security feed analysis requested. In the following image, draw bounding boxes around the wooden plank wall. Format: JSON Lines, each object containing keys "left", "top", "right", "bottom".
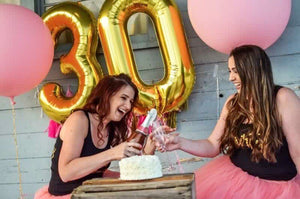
{"left": 0, "top": 0, "right": 299, "bottom": 198}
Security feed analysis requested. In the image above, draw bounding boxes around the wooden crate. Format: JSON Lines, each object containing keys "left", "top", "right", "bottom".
{"left": 71, "top": 173, "right": 195, "bottom": 199}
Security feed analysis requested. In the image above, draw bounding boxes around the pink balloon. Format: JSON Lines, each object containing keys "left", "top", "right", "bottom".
{"left": 0, "top": 4, "right": 54, "bottom": 99}
{"left": 188, "top": 0, "right": 291, "bottom": 54}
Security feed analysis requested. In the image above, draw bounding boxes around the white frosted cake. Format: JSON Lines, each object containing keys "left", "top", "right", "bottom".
{"left": 119, "top": 155, "right": 163, "bottom": 180}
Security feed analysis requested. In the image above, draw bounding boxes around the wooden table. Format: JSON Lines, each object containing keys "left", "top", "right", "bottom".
{"left": 71, "top": 173, "right": 195, "bottom": 199}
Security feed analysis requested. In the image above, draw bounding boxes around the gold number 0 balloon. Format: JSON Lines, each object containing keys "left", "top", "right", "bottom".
{"left": 98, "top": 0, "right": 195, "bottom": 115}
{"left": 39, "top": 2, "right": 103, "bottom": 123}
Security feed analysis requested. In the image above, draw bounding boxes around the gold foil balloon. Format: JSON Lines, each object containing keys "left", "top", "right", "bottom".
{"left": 98, "top": 0, "right": 195, "bottom": 115}
{"left": 39, "top": 2, "right": 103, "bottom": 123}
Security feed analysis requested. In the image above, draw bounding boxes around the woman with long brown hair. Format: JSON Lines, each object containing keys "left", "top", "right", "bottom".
{"left": 35, "top": 74, "right": 154, "bottom": 198}
{"left": 154, "top": 45, "right": 300, "bottom": 198}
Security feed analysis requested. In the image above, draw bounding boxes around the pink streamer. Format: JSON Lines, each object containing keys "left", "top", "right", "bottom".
{"left": 45, "top": 120, "right": 62, "bottom": 138}
{"left": 45, "top": 86, "right": 73, "bottom": 138}
{"left": 65, "top": 86, "right": 74, "bottom": 97}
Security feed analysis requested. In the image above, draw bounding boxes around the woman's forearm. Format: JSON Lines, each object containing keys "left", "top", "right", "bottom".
{"left": 59, "top": 149, "right": 115, "bottom": 182}
{"left": 178, "top": 137, "right": 220, "bottom": 158}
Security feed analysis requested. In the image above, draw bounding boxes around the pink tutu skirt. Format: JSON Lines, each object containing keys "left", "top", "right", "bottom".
{"left": 34, "top": 170, "right": 118, "bottom": 199}
{"left": 34, "top": 186, "right": 71, "bottom": 199}
{"left": 194, "top": 155, "right": 300, "bottom": 199}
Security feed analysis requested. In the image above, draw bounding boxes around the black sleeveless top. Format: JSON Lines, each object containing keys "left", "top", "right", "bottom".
{"left": 48, "top": 111, "right": 113, "bottom": 195}
{"left": 230, "top": 86, "right": 297, "bottom": 181}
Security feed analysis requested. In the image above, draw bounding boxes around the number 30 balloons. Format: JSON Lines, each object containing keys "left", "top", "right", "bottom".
{"left": 39, "top": 0, "right": 195, "bottom": 123}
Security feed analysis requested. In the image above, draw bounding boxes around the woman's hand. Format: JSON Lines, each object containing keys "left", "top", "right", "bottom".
{"left": 144, "top": 125, "right": 176, "bottom": 154}
{"left": 150, "top": 132, "right": 181, "bottom": 153}
{"left": 112, "top": 141, "right": 142, "bottom": 160}
{"left": 164, "top": 133, "right": 181, "bottom": 152}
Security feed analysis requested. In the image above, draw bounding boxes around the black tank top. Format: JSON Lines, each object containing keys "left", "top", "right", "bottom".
{"left": 48, "top": 111, "right": 113, "bottom": 195}
{"left": 230, "top": 86, "right": 297, "bottom": 181}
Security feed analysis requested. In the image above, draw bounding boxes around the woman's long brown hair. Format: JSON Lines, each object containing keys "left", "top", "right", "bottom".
{"left": 77, "top": 74, "right": 138, "bottom": 147}
{"left": 220, "top": 45, "right": 283, "bottom": 163}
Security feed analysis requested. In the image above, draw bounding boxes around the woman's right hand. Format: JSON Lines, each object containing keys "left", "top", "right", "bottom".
{"left": 112, "top": 141, "right": 142, "bottom": 160}
{"left": 150, "top": 132, "right": 181, "bottom": 152}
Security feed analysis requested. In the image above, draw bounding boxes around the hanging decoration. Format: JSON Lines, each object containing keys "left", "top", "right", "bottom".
{"left": 187, "top": 0, "right": 291, "bottom": 54}
{"left": 45, "top": 86, "right": 74, "bottom": 138}
{"left": 98, "top": 0, "right": 195, "bottom": 121}
{"left": 39, "top": 2, "right": 104, "bottom": 123}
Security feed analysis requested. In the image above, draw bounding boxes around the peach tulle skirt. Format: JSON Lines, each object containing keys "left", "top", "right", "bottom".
{"left": 194, "top": 155, "right": 300, "bottom": 199}
{"left": 34, "top": 186, "right": 71, "bottom": 199}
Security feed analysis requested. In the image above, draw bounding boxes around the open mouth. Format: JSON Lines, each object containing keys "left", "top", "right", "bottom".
{"left": 118, "top": 108, "right": 126, "bottom": 115}
{"left": 234, "top": 83, "right": 241, "bottom": 89}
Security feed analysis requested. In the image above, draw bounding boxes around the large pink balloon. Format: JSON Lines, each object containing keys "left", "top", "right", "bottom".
{"left": 188, "top": 0, "right": 291, "bottom": 54}
{"left": 0, "top": 4, "right": 54, "bottom": 99}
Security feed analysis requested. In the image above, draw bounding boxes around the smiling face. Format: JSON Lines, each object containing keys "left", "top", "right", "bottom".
{"left": 228, "top": 56, "right": 241, "bottom": 93}
{"left": 106, "top": 85, "right": 135, "bottom": 123}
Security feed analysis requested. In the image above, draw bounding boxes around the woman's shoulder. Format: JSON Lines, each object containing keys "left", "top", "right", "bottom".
{"left": 276, "top": 87, "right": 299, "bottom": 103}
{"left": 60, "top": 110, "right": 89, "bottom": 139}
{"left": 276, "top": 87, "right": 300, "bottom": 114}
{"left": 224, "top": 93, "right": 236, "bottom": 105}
{"left": 68, "top": 110, "right": 89, "bottom": 122}
{"left": 219, "top": 94, "right": 236, "bottom": 120}
{"left": 227, "top": 93, "right": 236, "bottom": 100}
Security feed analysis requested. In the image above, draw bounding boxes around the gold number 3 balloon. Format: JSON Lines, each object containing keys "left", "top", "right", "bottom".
{"left": 98, "top": 0, "right": 195, "bottom": 115}
{"left": 40, "top": 0, "right": 195, "bottom": 123}
{"left": 39, "top": 2, "right": 103, "bottom": 123}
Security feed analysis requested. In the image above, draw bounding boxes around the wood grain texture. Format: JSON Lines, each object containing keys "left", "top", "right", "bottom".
{"left": 72, "top": 174, "right": 195, "bottom": 199}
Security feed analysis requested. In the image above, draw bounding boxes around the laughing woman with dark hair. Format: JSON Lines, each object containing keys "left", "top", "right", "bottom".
{"left": 35, "top": 74, "right": 155, "bottom": 199}
{"left": 153, "top": 45, "right": 300, "bottom": 199}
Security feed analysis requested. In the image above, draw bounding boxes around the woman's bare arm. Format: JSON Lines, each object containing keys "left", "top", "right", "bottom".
{"left": 277, "top": 87, "right": 300, "bottom": 174}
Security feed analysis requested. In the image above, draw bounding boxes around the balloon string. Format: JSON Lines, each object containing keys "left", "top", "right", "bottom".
{"left": 213, "top": 64, "right": 220, "bottom": 118}
{"left": 11, "top": 103, "right": 24, "bottom": 199}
